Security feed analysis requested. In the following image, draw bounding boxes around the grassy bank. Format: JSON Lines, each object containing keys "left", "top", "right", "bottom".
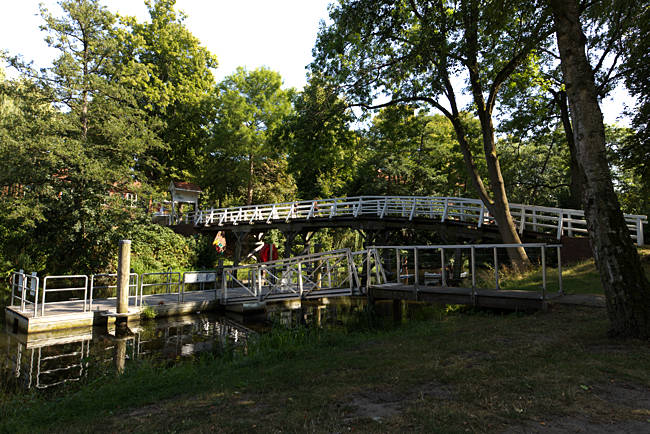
{"left": 1, "top": 304, "right": 649, "bottom": 433}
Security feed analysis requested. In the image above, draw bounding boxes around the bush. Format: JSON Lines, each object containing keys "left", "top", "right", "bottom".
{"left": 128, "top": 223, "right": 198, "bottom": 274}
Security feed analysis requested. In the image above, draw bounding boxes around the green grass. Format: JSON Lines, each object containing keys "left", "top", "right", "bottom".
{"left": 480, "top": 247, "right": 650, "bottom": 295}
{"left": 1, "top": 305, "right": 649, "bottom": 433}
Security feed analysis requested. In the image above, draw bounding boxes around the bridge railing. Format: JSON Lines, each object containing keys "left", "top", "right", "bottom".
{"left": 181, "top": 196, "right": 646, "bottom": 246}
{"left": 220, "top": 248, "right": 361, "bottom": 305}
{"left": 367, "top": 243, "right": 564, "bottom": 301}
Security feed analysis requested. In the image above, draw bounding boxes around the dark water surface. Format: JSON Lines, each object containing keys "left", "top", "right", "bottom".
{"left": 1, "top": 298, "right": 392, "bottom": 393}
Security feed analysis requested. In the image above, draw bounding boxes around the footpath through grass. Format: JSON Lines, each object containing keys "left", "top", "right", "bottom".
{"left": 1, "top": 304, "right": 649, "bottom": 433}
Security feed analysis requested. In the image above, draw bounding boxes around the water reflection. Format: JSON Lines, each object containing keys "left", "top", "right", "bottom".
{"left": 1, "top": 313, "right": 253, "bottom": 391}
{"left": 1, "top": 298, "right": 436, "bottom": 392}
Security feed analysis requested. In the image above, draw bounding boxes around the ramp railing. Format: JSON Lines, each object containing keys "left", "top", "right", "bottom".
{"left": 140, "top": 271, "right": 182, "bottom": 304}
{"left": 221, "top": 249, "right": 361, "bottom": 304}
{"left": 41, "top": 275, "right": 89, "bottom": 316}
{"left": 367, "top": 243, "right": 564, "bottom": 301}
{"left": 181, "top": 271, "right": 219, "bottom": 302}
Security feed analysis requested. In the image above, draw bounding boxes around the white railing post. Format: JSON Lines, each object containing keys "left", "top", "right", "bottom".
{"left": 307, "top": 201, "right": 316, "bottom": 219}
{"left": 409, "top": 199, "right": 416, "bottom": 220}
{"left": 329, "top": 199, "right": 337, "bottom": 219}
{"left": 297, "top": 262, "right": 304, "bottom": 298}
{"left": 556, "top": 213, "right": 564, "bottom": 239}
{"left": 354, "top": 197, "right": 363, "bottom": 217}
{"left": 442, "top": 198, "right": 448, "bottom": 222}
{"left": 440, "top": 248, "right": 447, "bottom": 287}
{"left": 518, "top": 207, "right": 526, "bottom": 234}
{"left": 478, "top": 203, "right": 485, "bottom": 227}
{"left": 493, "top": 247, "right": 499, "bottom": 290}
{"left": 380, "top": 199, "right": 388, "bottom": 218}
{"left": 637, "top": 218, "right": 645, "bottom": 246}
{"left": 471, "top": 246, "right": 476, "bottom": 301}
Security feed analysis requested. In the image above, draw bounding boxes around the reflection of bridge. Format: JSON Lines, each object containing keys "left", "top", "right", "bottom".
{"left": 2, "top": 315, "right": 251, "bottom": 390}
{"left": 163, "top": 196, "right": 646, "bottom": 262}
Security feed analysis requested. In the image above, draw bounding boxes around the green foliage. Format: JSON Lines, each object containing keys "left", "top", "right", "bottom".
{"left": 282, "top": 75, "right": 360, "bottom": 198}
{"left": 127, "top": 223, "right": 197, "bottom": 274}
{"left": 119, "top": 0, "right": 218, "bottom": 183}
{"left": 497, "top": 128, "right": 573, "bottom": 207}
{"left": 353, "top": 106, "right": 479, "bottom": 197}
{"left": 204, "top": 67, "right": 296, "bottom": 205}
{"left": 140, "top": 302, "right": 157, "bottom": 320}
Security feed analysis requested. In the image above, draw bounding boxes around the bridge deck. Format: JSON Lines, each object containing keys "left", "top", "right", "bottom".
{"left": 370, "top": 283, "right": 559, "bottom": 310}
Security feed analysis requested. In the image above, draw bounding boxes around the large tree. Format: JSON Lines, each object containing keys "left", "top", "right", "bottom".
{"left": 282, "top": 76, "right": 359, "bottom": 199}
{"left": 206, "top": 67, "right": 296, "bottom": 205}
{"left": 2, "top": 0, "right": 160, "bottom": 274}
{"left": 120, "top": 0, "right": 218, "bottom": 183}
{"left": 549, "top": 0, "right": 650, "bottom": 338}
{"left": 355, "top": 106, "right": 474, "bottom": 197}
{"left": 312, "top": 0, "right": 554, "bottom": 265}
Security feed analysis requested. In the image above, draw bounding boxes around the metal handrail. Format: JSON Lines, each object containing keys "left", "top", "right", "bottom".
{"left": 140, "top": 272, "right": 182, "bottom": 303}
{"left": 367, "top": 243, "right": 564, "bottom": 301}
{"left": 41, "top": 275, "right": 89, "bottom": 316}
{"left": 10, "top": 271, "right": 40, "bottom": 316}
{"left": 181, "top": 270, "right": 219, "bottom": 302}
{"left": 89, "top": 273, "right": 140, "bottom": 311}
{"left": 221, "top": 249, "right": 359, "bottom": 304}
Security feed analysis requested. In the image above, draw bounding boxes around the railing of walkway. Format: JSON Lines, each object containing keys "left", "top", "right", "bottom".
{"left": 221, "top": 249, "right": 361, "bottom": 304}
{"left": 89, "top": 273, "right": 140, "bottom": 311}
{"left": 172, "top": 196, "right": 646, "bottom": 246}
{"left": 9, "top": 270, "right": 218, "bottom": 317}
{"left": 41, "top": 275, "right": 88, "bottom": 316}
{"left": 181, "top": 271, "right": 219, "bottom": 302}
{"left": 367, "top": 243, "right": 563, "bottom": 301}
{"left": 10, "top": 271, "right": 39, "bottom": 316}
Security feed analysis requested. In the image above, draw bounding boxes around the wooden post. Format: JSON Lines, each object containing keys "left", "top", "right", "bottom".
{"left": 116, "top": 240, "right": 131, "bottom": 337}
{"left": 116, "top": 240, "right": 131, "bottom": 315}
{"left": 114, "top": 337, "right": 127, "bottom": 374}
{"left": 392, "top": 299, "right": 402, "bottom": 324}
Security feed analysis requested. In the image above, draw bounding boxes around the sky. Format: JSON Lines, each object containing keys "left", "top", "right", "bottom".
{"left": 0, "top": 0, "right": 632, "bottom": 125}
{"left": 0, "top": 0, "right": 332, "bottom": 89}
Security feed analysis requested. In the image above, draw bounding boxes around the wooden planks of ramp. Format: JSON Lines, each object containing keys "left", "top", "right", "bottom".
{"left": 369, "top": 283, "right": 558, "bottom": 310}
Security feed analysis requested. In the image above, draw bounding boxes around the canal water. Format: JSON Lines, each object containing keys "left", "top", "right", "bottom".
{"left": 1, "top": 298, "right": 410, "bottom": 393}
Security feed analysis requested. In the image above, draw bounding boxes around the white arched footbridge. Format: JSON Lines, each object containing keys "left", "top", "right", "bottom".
{"left": 159, "top": 196, "right": 646, "bottom": 245}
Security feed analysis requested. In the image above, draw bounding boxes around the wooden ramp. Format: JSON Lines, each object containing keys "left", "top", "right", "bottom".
{"left": 370, "top": 283, "right": 558, "bottom": 310}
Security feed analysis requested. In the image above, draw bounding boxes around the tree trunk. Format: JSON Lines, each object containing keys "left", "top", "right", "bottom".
{"left": 450, "top": 117, "right": 529, "bottom": 267}
{"left": 246, "top": 153, "right": 254, "bottom": 205}
{"left": 553, "top": 89, "right": 584, "bottom": 208}
{"left": 459, "top": 1, "right": 529, "bottom": 267}
{"left": 550, "top": 0, "right": 650, "bottom": 338}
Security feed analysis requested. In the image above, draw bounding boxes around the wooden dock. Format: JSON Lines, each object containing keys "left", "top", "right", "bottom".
{"left": 5, "top": 290, "right": 221, "bottom": 334}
